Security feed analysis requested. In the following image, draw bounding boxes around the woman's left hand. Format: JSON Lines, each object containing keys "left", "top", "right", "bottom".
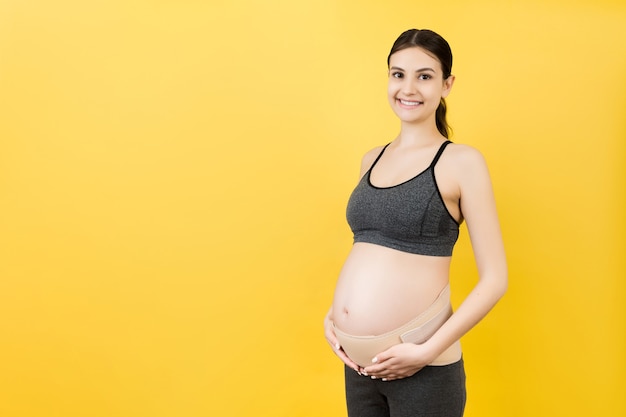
{"left": 361, "top": 343, "right": 435, "bottom": 381}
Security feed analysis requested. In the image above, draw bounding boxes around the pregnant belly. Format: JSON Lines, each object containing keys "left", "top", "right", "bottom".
{"left": 331, "top": 243, "right": 450, "bottom": 336}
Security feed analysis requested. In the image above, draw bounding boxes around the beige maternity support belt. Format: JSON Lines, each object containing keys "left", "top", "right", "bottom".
{"left": 334, "top": 284, "right": 462, "bottom": 368}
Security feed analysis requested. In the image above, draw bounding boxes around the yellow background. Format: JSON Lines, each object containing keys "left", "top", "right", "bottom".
{"left": 1, "top": 0, "right": 624, "bottom": 416}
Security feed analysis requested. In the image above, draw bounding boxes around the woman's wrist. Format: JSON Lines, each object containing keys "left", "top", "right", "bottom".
{"left": 417, "top": 340, "right": 442, "bottom": 365}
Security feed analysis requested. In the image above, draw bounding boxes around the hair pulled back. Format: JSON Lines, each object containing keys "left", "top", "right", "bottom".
{"left": 387, "top": 29, "right": 453, "bottom": 138}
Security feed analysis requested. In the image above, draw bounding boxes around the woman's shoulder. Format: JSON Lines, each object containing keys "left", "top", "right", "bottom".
{"left": 442, "top": 142, "right": 492, "bottom": 188}
{"left": 444, "top": 141, "right": 488, "bottom": 169}
{"left": 358, "top": 144, "right": 386, "bottom": 175}
{"left": 361, "top": 144, "right": 386, "bottom": 164}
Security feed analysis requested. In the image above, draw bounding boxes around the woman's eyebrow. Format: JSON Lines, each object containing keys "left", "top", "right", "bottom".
{"left": 389, "top": 66, "right": 436, "bottom": 73}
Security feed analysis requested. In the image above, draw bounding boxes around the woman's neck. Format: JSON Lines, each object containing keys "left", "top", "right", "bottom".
{"left": 394, "top": 121, "right": 445, "bottom": 148}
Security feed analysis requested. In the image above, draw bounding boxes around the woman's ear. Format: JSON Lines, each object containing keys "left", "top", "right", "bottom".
{"left": 442, "top": 75, "right": 455, "bottom": 98}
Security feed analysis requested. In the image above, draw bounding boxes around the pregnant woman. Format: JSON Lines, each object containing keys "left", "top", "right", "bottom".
{"left": 324, "top": 29, "right": 508, "bottom": 417}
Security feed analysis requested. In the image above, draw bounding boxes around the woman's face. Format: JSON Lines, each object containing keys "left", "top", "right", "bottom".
{"left": 387, "top": 47, "right": 454, "bottom": 125}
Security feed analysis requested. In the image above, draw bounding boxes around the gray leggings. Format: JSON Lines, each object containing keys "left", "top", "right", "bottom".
{"left": 344, "top": 359, "right": 466, "bottom": 417}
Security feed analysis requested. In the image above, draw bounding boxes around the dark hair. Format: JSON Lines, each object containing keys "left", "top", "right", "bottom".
{"left": 387, "top": 29, "right": 453, "bottom": 138}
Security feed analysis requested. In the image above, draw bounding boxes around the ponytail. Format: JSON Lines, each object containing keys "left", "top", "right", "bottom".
{"left": 436, "top": 98, "right": 451, "bottom": 139}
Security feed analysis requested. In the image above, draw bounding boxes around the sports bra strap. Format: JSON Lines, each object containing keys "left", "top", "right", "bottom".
{"left": 370, "top": 141, "right": 451, "bottom": 172}
{"left": 429, "top": 140, "right": 452, "bottom": 168}
{"left": 368, "top": 143, "right": 391, "bottom": 172}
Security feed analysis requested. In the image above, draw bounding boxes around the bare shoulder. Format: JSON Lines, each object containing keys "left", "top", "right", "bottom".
{"left": 444, "top": 142, "right": 487, "bottom": 167}
{"left": 361, "top": 145, "right": 386, "bottom": 165}
{"left": 358, "top": 145, "right": 386, "bottom": 178}
{"left": 441, "top": 142, "right": 490, "bottom": 179}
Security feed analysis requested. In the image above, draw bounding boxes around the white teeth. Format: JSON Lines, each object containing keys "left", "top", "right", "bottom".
{"left": 399, "top": 99, "right": 422, "bottom": 106}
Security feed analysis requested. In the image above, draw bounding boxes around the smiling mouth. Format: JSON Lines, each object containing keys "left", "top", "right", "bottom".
{"left": 398, "top": 99, "right": 423, "bottom": 106}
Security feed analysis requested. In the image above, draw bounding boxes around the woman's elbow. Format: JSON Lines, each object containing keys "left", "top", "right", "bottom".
{"left": 494, "top": 268, "right": 508, "bottom": 300}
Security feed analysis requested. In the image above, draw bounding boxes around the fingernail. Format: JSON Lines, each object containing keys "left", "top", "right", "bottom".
{"left": 371, "top": 357, "right": 378, "bottom": 363}
{"left": 382, "top": 378, "right": 388, "bottom": 382}
{"left": 362, "top": 371, "right": 368, "bottom": 376}
{"left": 335, "top": 343, "right": 340, "bottom": 350}
{"left": 371, "top": 375, "right": 377, "bottom": 379}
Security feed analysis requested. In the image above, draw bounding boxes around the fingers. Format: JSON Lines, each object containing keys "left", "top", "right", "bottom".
{"left": 362, "top": 346, "right": 422, "bottom": 381}
{"left": 336, "top": 347, "right": 361, "bottom": 372}
{"left": 326, "top": 334, "right": 340, "bottom": 351}
{"left": 324, "top": 318, "right": 361, "bottom": 373}
{"left": 324, "top": 322, "right": 340, "bottom": 351}
{"left": 330, "top": 342, "right": 361, "bottom": 373}
{"left": 329, "top": 334, "right": 360, "bottom": 371}
{"left": 363, "top": 345, "right": 395, "bottom": 372}
{"left": 363, "top": 358, "right": 393, "bottom": 377}
{"left": 363, "top": 363, "right": 423, "bottom": 381}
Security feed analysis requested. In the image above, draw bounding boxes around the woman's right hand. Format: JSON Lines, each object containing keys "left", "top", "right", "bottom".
{"left": 324, "top": 310, "right": 361, "bottom": 373}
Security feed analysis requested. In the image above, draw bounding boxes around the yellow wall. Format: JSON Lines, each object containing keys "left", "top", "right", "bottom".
{"left": 1, "top": 1, "right": 624, "bottom": 416}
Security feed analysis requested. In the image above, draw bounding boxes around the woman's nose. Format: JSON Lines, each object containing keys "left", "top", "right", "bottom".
{"left": 402, "top": 79, "right": 417, "bottom": 95}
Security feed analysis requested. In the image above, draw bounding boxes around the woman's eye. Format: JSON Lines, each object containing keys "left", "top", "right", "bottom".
{"left": 391, "top": 72, "right": 403, "bottom": 79}
{"left": 418, "top": 74, "right": 432, "bottom": 80}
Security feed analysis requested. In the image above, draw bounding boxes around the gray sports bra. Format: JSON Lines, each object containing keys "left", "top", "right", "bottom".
{"left": 346, "top": 141, "right": 460, "bottom": 256}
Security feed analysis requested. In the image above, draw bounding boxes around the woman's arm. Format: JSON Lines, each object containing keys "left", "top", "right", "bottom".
{"left": 363, "top": 145, "right": 508, "bottom": 381}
